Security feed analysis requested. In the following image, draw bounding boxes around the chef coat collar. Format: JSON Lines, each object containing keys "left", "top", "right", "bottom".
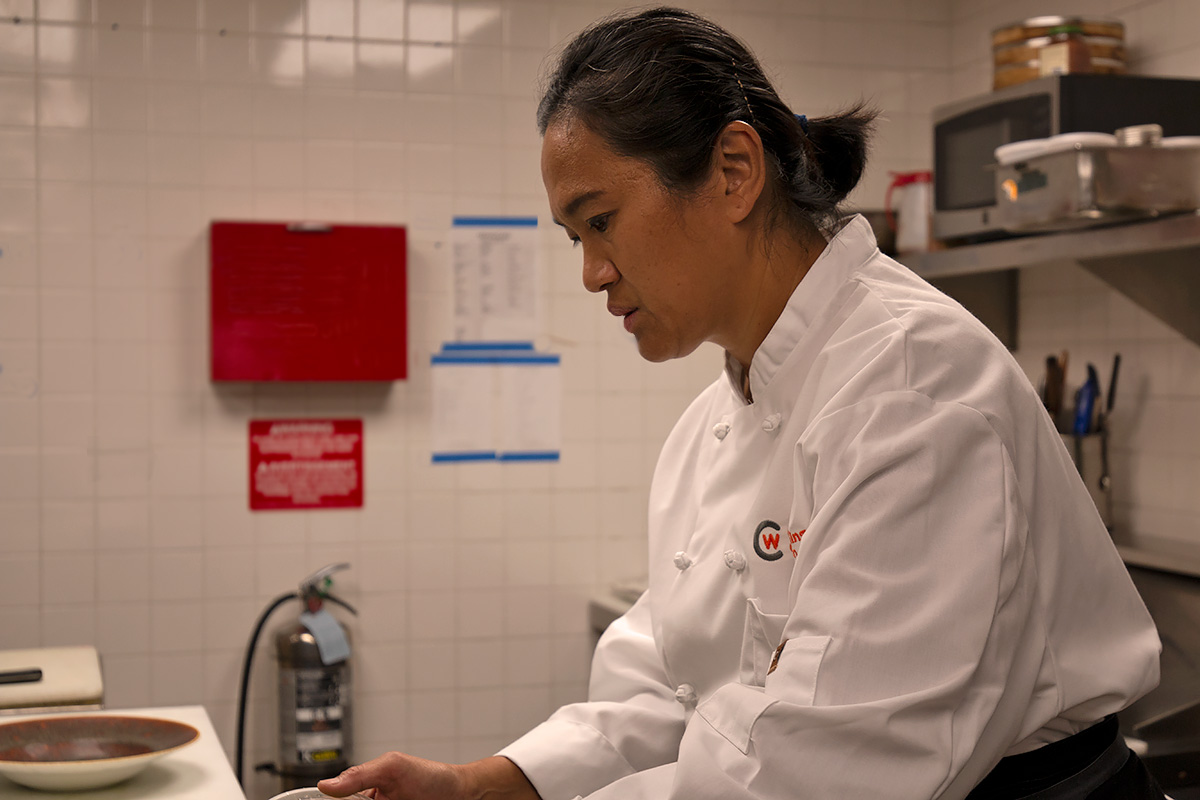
{"left": 724, "top": 214, "right": 879, "bottom": 404}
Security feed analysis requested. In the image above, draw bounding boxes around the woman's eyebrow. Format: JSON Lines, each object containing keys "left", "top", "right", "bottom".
{"left": 553, "top": 189, "right": 607, "bottom": 226}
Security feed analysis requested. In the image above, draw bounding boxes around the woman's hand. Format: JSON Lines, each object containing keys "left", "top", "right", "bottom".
{"left": 317, "top": 753, "right": 541, "bottom": 800}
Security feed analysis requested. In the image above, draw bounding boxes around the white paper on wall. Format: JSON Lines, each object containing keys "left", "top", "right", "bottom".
{"left": 431, "top": 356, "right": 497, "bottom": 461}
{"left": 497, "top": 356, "right": 561, "bottom": 460}
{"left": 430, "top": 342, "right": 560, "bottom": 463}
{"left": 451, "top": 217, "right": 540, "bottom": 343}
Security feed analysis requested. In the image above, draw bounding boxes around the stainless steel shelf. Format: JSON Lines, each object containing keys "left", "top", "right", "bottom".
{"left": 900, "top": 211, "right": 1200, "bottom": 278}
{"left": 897, "top": 211, "right": 1200, "bottom": 346}
{"left": 1116, "top": 531, "right": 1200, "bottom": 581}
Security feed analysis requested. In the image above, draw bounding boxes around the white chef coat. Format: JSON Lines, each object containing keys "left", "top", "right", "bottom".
{"left": 498, "top": 214, "right": 1161, "bottom": 800}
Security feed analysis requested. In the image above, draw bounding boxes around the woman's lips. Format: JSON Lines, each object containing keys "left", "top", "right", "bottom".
{"left": 608, "top": 304, "right": 637, "bottom": 333}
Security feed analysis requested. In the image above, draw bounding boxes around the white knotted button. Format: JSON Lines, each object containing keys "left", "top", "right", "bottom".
{"left": 712, "top": 421, "right": 730, "bottom": 440}
{"left": 674, "top": 683, "right": 698, "bottom": 705}
{"left": 761, "top": 413, "right": 783, "bottom": 432}
{"left": 673, "top": 551, "right": 693, "bottom": 570}
{"left": 723, "top": 549, "right": 747, "bottom": 572}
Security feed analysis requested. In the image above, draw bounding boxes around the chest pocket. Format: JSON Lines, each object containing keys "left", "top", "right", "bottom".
{"left": 739, "top": 597, "right": 789, "bottom": 687}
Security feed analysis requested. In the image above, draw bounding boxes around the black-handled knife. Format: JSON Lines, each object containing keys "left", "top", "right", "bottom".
{"left": 1106, "top": 353, "right": 1121, "bottom": 415}
{"left": 0, "top": 668, "right": 43, "bottom": 685}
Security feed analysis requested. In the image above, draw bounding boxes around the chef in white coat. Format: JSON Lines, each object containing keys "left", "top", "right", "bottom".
{"left": 320, "top": 7, "right": 1164, "bottom": 800}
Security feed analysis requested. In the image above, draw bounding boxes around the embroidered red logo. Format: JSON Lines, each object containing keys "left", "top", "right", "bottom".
{"left": 754, "top": 521, "right": 806, "bottom": 561}
{"left": 753, "top": 520, "right": 784, "bottom": 561}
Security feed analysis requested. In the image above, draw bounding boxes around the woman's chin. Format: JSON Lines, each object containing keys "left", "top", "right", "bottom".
{"left": 634, "top": 334, "right": 691, "bottom": 364}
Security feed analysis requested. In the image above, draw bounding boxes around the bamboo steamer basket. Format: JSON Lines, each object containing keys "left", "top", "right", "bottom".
{"left": 992, "top": 16, "right": 1126, "bottom": 90}
{"left": 994, "top": 57, "right": 1127, "bottom": 90}
{"left": 992, "top": 16, "right": 1125, "bottom": 48}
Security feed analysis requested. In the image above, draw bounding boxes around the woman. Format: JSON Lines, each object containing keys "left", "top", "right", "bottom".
{"left": 320, "top": 7, "right": 1163, "bottom": 799}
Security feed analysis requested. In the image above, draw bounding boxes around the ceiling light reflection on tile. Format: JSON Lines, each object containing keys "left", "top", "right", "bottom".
{"left": 357, "top": 42, "right": 405, "bottom": 92}
{"left": 252, "top": 0, "right": 304, "bottom": 35}
{"left": 407, "top": 44, "right": 453, "bottom": 94}
{"left": 37, "top": 25, "right": 92, "bottom": 74}
{"left": 457, "top": 3, "right": 501, "bottom": 45}
{"left": 359, "top": 0, "right": 405, "bottom": 40}
{"left": 307, "top": 0, "right": 354, "bottom": 37}
{"left": 38, "top": 0, "right": 92, "bottom": 23}
{"left": 307, "top": 39, "right": 355, "bottom": 86}
{"left": 409, "top": 1, "right": 453, "bottom": 42}
{"left": 255, "top": 38, "right": 305, "bottom": 83}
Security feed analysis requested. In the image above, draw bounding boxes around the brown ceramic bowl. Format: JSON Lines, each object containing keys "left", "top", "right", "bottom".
{"left": 0, "top": 714, "right": 199, "bottom": 791}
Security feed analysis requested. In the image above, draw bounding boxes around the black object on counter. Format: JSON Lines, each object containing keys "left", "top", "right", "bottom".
{"left": 0, "top": 668, "right": 43, "bottom": 685}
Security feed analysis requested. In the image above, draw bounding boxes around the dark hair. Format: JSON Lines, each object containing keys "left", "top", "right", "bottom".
{"left": 538, "top": 6, "right": 876, "bottom": 234}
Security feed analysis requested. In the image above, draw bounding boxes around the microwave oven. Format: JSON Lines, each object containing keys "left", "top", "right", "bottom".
{"left": 932, "top": 74, "right": 1200, "bottom": 241}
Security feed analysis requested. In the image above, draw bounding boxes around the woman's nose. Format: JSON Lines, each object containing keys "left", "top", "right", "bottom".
{"left": 581, "top": 248, "right": 618, "bottom": 293}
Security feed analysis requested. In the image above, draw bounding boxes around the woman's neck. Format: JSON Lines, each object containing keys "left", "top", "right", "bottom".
{"left": 725, "top": 224, "right": 826, "bottom": 374}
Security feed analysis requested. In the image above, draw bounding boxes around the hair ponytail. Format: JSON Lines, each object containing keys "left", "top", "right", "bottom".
{"left": 786, "top": 103, "right": 876, "bottom": 220}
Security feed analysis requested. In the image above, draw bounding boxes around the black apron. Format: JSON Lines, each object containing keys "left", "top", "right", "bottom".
{"left": 966, "top": 716, "right": 1166, "bottom": 800}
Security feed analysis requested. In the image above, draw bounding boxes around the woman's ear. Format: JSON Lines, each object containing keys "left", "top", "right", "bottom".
{"left": 714, "top": 120, "right": 766, "bottom": 224}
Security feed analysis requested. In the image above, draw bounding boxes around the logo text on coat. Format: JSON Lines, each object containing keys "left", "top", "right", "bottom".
{"left": 753, "top": 520, "right": 805, "bottom": 561}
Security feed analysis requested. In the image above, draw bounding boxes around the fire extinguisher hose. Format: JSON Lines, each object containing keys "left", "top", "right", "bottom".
{"left": 234, "top": 591, "right": 358, "bottom": 788}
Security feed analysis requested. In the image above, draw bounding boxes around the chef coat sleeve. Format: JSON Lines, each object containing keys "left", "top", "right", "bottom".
{"left": 498, "top": 589, "right": 685, "bottom": 800}
{"left": 669, "top": 392, "right": 1045, "bottom": 800}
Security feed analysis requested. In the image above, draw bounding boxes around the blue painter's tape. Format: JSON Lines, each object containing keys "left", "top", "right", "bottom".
{"left": 452, "top": 216, "right": 538, "bottom": 227}
{"left": 432, "top": 451, "right": 497, "bottom": 463}
{"left": 432, "top": 354, "right": 560, "bottom": 365}
{"left": 442, "top": 341, "right": 534, "bottom": 351}
{"left": 498, "top": 451, "right": 561, "bottom": 462}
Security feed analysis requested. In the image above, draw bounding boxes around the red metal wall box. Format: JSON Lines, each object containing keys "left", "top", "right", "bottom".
{"left": 211, "top": 221, "right": 407, "bottom": 381}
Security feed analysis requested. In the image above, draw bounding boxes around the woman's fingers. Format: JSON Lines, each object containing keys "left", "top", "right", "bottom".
{"left": 317, "top": 759, "right": 385, "bottom": 797}
{"left": 316, "top": 752, "right": 465, "bottom": 800}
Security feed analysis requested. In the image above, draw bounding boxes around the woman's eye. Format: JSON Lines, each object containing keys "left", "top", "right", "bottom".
{"left": 587, "top": 215, "right": 609, "bottom": 233}
{"left": 569, "top": 237, "right": 581, "bottom": 248}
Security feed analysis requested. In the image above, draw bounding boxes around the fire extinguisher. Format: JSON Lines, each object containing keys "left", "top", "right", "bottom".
{"left": 235, "top": 563, "right": 357, "bottom": 793}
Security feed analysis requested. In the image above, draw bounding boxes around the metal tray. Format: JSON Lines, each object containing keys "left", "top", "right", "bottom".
{"left": 995, "top": 144, "right": 1200, "bottom": 232}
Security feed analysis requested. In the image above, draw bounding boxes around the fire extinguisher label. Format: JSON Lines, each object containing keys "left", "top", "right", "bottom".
{"left": 281, "top": 666, "right": 350, "bottom": 765}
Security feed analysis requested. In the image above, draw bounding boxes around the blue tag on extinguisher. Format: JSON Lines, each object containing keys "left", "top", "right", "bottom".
{"left": 299, "top": 609, "right": 351, "bottom": 665}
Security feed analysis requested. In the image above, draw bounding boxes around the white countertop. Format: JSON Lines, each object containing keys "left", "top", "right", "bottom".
{"left": 0, "top": 705, "right": 247, "bottom": 800}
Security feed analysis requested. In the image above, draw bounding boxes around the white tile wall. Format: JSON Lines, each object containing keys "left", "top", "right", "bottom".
{"left": 947, "top": 0, "right": 1200, "bottom": 547}
{"left": 13, "top": 0, "right": 1187, "bottom": 797}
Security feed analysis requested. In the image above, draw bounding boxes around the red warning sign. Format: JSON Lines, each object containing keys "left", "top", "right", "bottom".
{"left": 250, "top": 419, "right": 363, "bottom": 510}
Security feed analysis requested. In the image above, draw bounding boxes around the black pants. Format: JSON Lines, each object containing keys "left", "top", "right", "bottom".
{"left": 966, "top": 716, "right": 1166, "bottom": 799}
